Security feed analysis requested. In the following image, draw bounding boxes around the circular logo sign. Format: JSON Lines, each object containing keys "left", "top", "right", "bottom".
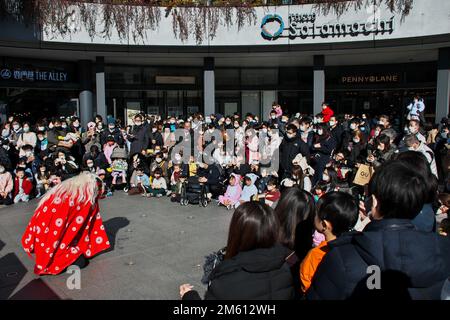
{"left": 0, "top": 69, "right": 11, "bottom": 80}
{"left": 261, "top": 14, "right": 285, "bottom": 41}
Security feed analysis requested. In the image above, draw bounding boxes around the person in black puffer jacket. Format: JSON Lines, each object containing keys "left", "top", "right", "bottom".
{"left": 180, "top": 202, "right": 294, "bottom": 300}
{"left": 306, "top": 160, "right": 450, "bottom": 300}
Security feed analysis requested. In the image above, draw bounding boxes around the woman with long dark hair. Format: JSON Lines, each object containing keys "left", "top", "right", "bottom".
{"left": 180, "top": 202, "right": 294, "bottom": 300}
{"left": 274, "top": 187, "right": 315, "bottom": 295}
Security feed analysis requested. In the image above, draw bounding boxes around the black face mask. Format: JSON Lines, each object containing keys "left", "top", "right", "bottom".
{"left": 54, "top": 125, "right": 62, "bottom": 130}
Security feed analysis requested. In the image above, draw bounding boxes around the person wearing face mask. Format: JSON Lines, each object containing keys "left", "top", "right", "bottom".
{"left": 341, "top": 119, "right": 360, "bottom": 151}
{"left": 1, "top": 123, "right": 11, "bottom": 140}
{"left": 224, "top": 117, "right": 233, "bottom": 130}
{"left": 407, "top": 95, "right": 426, "bottom": 122}
{"left": 81, "top": 121, "right": 101, "bottom": 154}
{"left": 268, "top": 110, "right": 280, "bottom": 128}
{"left": 367, "top": 134, "right": 396, "bottom": 168}
{"left": 68, "top": 117, "right": 82, "bottom": 134}
{"left": 100, "top": 118, "right": 124, "bottom": 147}
{"left": 82, "top": 145, "right": 109, "bottom": 172}
{"left": 404, "top": 134, "right": 438, "bottom": 178}
{"left": 9, "top": 121, "right": 23, "bottom": 147}
{"left": 149, "top": 124, "right": 164, "bottom": 149}
{"left": 329, "top": 116, "right": 344, "bottom": 151}
{"left": 279, "top": 124, "right": 310, "bottom": 180}
{"left": 0, "top": 163, "right": 13, "bottom": 205}
{"left": 128, "top": 114, "right": 150, "bottom": 157}
{"left": 298, "top": 118, "right": 314, "bottom": 148}
{"left": 311, "top": 124, "right": 337, "bottom": 185}
{"left": 17, "top": 122, "right": 37, "bottom": 157}
{"left": 346, "top": 130, "right": 367, "bottom": 168}
{"left": 46, "top": 119, "right": 72, "bottom": 152}
{"left": 53, "top": 151, "right": 79, "bottom": 180}
{"left": 150, "top": 153, "right": 168, "bottom": 178}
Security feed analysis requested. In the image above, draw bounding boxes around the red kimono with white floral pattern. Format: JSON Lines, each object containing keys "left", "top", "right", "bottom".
{"left": 22, "top": 192, "right": 110, "bottom": 275}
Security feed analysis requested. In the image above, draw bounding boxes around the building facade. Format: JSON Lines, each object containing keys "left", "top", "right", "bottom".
{"left": 0, "top": 0, "right": 449, "bottom": 125}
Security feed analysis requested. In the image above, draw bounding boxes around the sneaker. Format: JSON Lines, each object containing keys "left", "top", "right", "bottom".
{"left": 166, "top": 190, "right": 172, "bottom": 196}
{"left": 123, "top": 187, "right": 129, "bottom": 193}
{"left": 156, "top": 194, "right": 163, "bottom": 198}
{"left": 206, "top": 193, "right": 212, "bottom": 200}
{"left": 106, "top": 191, "right": 113, "bottom": 197}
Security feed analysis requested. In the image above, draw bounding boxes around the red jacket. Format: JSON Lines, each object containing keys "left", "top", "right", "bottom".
{"left": 322, "top": 106, "right": 334, "bottom": 123}
{"left": 14, "top": 177, "right": 33, "bottom": 197}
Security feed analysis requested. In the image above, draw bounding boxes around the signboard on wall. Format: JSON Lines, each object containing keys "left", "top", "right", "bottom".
{"left": 41, "top": 0, "right": 450, "bottom": 47}
{"left": 340, "top": 73, "right": 401, "bottom": 84}
{"left": 0, "top": 67, "right": 69, "bottom": 82}
{"left": 155, "top": 76, "right": 195, "bottom": 84}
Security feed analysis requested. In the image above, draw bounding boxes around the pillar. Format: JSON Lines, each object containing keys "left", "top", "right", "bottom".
{"left": 204, "top": 57, "right": 215, "bottom": 117}
{"left": 313, "top": 55, "right": 325, "bottom": 116}
{"left": 78, "top": 60, "right": 93, "bottom": 127}
{"left": 96, "top": 56, "right": 107, "bottom": 122}
{"left": 436, "top": 48, "right": 450, "bottom": 123}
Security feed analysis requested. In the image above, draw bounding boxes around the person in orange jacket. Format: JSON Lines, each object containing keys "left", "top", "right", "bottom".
{"left": 321, "top": 102, "right": 334, "bottom": 123}
{"left": 299, "top": 191, "right": 358, "bottom": 294}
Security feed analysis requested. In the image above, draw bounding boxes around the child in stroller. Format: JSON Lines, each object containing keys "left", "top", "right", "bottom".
{"left": 110, "top": 147, "right": 128, "bottom": 191}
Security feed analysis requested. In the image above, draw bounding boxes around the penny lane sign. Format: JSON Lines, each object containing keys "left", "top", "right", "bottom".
{"left": 261, "top": 12, "right": 394, "bottom": 41}
{"left": 0, "top": 68, "right": 68, "bottom": 82}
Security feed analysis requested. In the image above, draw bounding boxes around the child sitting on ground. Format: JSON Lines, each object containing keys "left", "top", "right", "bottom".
{"left": 237, "top": 173, "right": 259, "bottom": 208}
{"left": 299, "top": 191, "right": 358, "bottom": 294}
{"left": 128, "top": 166, "right": 150, "bottom": 196}
{"left": 35, "top": 164, "right": 50, "bottom": 198}
{"left": 0, "top": 163, "right": 13, "bottom": 205}
{"left": 218, "top": 173, "right": 242, "bottom": 210}
{"left": 147, "top": 167, "right": 167, "bottom": 197}
{"left": 13, "top": 167, "right": 33, "bottom": 203}
{"left": 258, "top": 177, "right": 280, "bottom": 208}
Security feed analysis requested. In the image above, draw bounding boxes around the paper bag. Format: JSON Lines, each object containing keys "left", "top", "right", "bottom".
{"left": 353, "top": 164, "right": 374, "bottom": 186}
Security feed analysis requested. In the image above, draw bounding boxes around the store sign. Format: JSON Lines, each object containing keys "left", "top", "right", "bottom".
{"left": 0, "top": 68, "right": 68, "bottom": 82}
{"left": 261, "top": 12, "right": 394, "bottom": 41}
{"left": 155, "top": 76, "right": 195, "bottom": 84}
{"left": 341, "top": 74, "right": 400, "bottom": 84}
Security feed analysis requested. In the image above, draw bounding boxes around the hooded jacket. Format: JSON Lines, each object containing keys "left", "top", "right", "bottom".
{"left": 183, "top": 244, "right": 294, "bottom": 300}
{"left": 239, "top": 173, "right": 259, "bottom": 202}
{"left": 306, "top": 219, "right": 450, "bottom": 300}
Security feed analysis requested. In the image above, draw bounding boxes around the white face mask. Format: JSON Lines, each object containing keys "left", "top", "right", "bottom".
{"left": 62, "top": 124, "right": 67, "bottom": 129}
{"left": 152, "top": 128, "right": 157, "bottom": 133}
{"left": 156, "top": 158, "right": 162, "bottom": 163}
{"left": 0, "top": 166, "right": 5, "bottom": 173}
{"left": 322, "top": 174, "right": 330, "bottom": 182}
{"left": 300, "top": 125, "right": 306, "bottom": 132}
{"left": 287, "top": 133, "right": 296, "bottom": 139}
{"left": 353, "top": 138, "right": 360, "bottom": 144}
{"left": 38, "top": 126, "right": 45, "bottom": 131}
{"left": 13, "top": 125, "right": 20, "bottom": 131}
{"left": 317, "top": 129, "right": 323, "bottom": 136}
{"left": 409, "top": 126, "right": 418, "bottom": 134}
{"left": 23, "top": 127, "right": 30, "bottom": 133}
{"left": 87, "top": 163, "right": 94, "bottom": 168}
{"left": 271, "top": 115, "right": 276, "bottom": 119}
{"left": 329, "top": 121, "right": 336, "bottom": 127}
{"left": 350, "top": 124, "right": 357, "bottom": 130}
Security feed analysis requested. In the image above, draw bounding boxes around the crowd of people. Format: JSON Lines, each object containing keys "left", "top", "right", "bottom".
{"left": 1, "top": 97, "right": 450, "bottom": 299}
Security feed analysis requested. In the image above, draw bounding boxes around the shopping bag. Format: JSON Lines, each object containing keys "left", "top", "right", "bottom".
{"left": 353, "top": 164, "right": 374, "bottom": 186}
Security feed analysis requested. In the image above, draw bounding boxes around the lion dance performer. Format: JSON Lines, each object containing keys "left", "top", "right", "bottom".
{"left": 22, "top": 172, "right": 110, "bottom": 275}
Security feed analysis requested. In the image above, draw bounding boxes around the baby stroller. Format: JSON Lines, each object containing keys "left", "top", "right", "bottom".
{"left": 180, "top": 176, "right": 209, "bottom": 207}
{"left": 110, "top": 147, "right": 128, "bottom": 190}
